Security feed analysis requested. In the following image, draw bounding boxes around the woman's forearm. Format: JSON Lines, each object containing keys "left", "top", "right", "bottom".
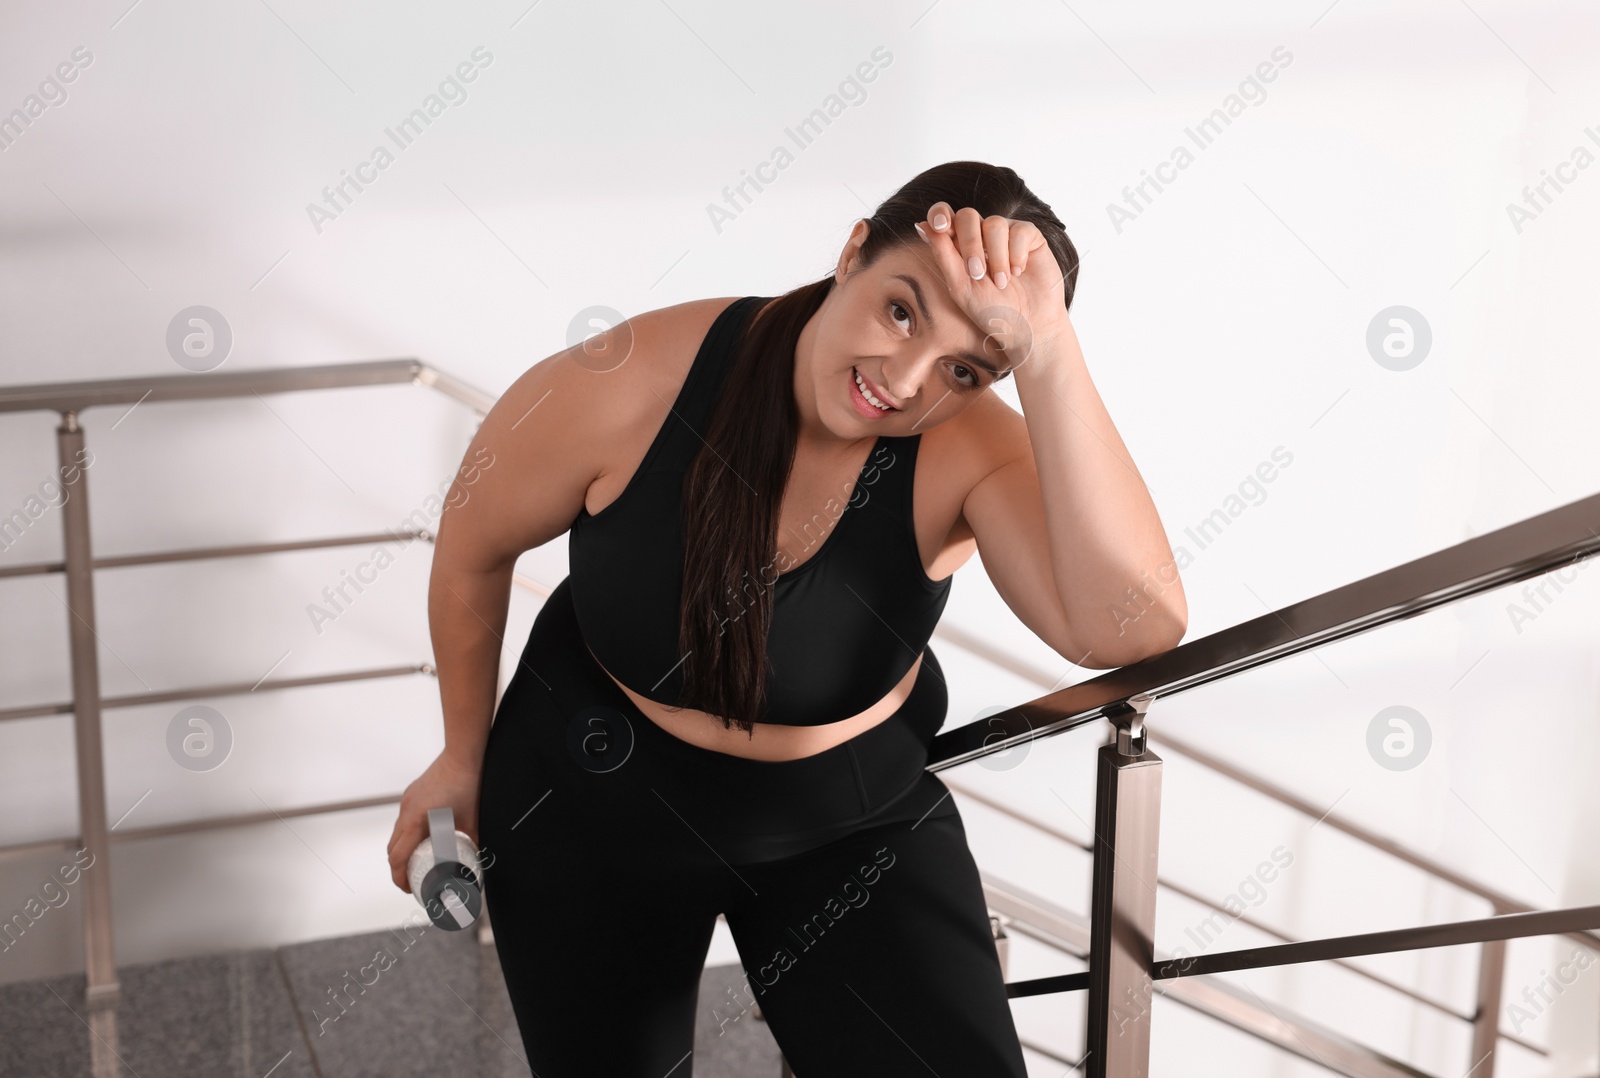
{"left": 1012, "top": 319, "right": 1188, "bottom": 663}
{"left": 427, "top": 559, "right": 514, "bottom": 771}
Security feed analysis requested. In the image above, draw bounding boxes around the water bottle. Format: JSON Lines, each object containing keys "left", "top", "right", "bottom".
{"left": 406, "top": 807, "right": 483, "bottom": 931}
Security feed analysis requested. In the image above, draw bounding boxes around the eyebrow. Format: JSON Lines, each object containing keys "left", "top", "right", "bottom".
{"left": 889, "top": 273, "right": 1006, "bottom": 376}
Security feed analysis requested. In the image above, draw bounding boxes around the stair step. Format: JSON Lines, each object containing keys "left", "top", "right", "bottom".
{"left": 0, "top": 928, "right": 781, "bottom": 1077}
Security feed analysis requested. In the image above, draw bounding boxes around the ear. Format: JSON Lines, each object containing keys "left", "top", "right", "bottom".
{"left": 835, "top": 218, "right": 871, "bottom": 284}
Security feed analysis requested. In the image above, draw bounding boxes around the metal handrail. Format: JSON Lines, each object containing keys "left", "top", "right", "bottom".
{"left": 0, "top": 528, "right": 431, "bottom": 580}
{"left": 926, "top": 490, "right": 1600, "bottom": 770}
{"left": 944, "top": 777, "right": 1552, "bottom": 1057}
{"left": 10, "top": 357, "right": 1582, "bottom": 887}
{"left": 1153, "top": 904, "right": 1600, "bottom": 981}
{"left": 0, "top": 357, "right": 494, "bottom": 414}
{"left": 0, "top": 360, "right": 495, "bottom": 1038}
{"left": 982, "top": 874, "right": 1439, "bottom": 1078}
{"left": 933, "top": 634, "right": 1600, "bottom": 955}
{"left": 936, "top": 644, "right": 1599, "bottom": 1060}
{"left": 921, "top": 486, "right": 1600, "bottom": 1074}
{"left": 1147, "top": 728, "right": 1600, "bottom": 950}
{"left": 0, "top": 663, "right": 432, "bottom": 724}
{"left": 5, "top": 359, "right": 1596, "bottom": 1077}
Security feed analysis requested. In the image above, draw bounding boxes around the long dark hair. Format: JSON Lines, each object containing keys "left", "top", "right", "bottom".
{"left": 676, "top": 160, "right": 1080, "bottom": 734}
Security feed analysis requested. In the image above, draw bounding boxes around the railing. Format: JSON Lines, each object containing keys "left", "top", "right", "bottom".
{"left": 0, "top": 360, "right": 494, "bottom": 1077}
{"left": 3, "top": 359, "right": 1597, "bottom": 1077}
{"left": 924, "top": 487, "right": 1600, "bottom": 1075}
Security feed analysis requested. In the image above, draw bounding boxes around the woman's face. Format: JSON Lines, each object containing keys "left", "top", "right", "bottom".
{"left": 801, "top": 231, "right": 1011, "bottom": 440}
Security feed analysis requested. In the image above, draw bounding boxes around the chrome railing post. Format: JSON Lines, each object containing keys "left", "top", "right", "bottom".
{"left": 57, "top": 412, "right": 122, "bottom": 1076}
{"left": 1471, "top": 929, "right": 1507, "bottom": 1077}
{"left": 1085, "top": 694, "right": 1162, "bottom": 1077}
{"left": 57, "top": 412, "right": 119, "bottom": 1005}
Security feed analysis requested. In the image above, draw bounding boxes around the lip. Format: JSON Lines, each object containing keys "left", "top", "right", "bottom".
{"left": 849, "top": 366, "right": 899, "bottom": 418}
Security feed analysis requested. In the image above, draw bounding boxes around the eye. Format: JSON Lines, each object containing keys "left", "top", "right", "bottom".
{"left": 889, "top": 297, "right": 985, "bottom": 390}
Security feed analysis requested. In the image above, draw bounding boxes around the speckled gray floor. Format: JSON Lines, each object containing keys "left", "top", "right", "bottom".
{"left": 0, "top": 930, "right": 785, "bottom": 1077}
{"left": 0, "top": 948, "right": 315, "bottom": 1078}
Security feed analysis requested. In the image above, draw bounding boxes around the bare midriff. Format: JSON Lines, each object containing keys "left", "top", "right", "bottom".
{"left": 584, "top": 641, "right": 926, "bottom": 761}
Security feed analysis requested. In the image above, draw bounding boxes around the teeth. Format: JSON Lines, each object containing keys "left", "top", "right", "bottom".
{"left": 854, "top": 368, "right": 892, "bottom": 410}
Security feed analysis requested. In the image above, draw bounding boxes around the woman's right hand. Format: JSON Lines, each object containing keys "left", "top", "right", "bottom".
{"left": 386, "top": 750, "right": 482, "bottom": 893}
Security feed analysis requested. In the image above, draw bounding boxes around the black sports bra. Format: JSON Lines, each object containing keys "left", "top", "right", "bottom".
{"left": 566, "top": 295, "right": 953, "bottom": 726}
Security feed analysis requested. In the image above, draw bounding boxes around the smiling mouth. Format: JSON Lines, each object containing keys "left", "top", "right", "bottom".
{"left": 851, "top": 366, "right": 898, "bottom": 411}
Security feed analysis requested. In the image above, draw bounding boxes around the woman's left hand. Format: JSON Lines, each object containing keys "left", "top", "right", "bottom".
{"left": 911, "top": 202, "right": 1070, "bottom": 370}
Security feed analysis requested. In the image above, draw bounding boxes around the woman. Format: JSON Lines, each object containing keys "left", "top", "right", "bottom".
{"left": 386, "top": 160, "right": 1186, "bottom": 1075}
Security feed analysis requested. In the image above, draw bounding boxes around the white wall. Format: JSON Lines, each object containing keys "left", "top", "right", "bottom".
{"left": 1, "top": 0, "right": 1597, "bottom": 1073}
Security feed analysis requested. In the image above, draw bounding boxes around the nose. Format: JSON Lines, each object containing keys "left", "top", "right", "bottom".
{"left": 880, "top": 358, "right": 928, "bottom": 404}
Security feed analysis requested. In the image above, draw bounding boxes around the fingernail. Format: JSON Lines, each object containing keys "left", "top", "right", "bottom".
{"left": 994, "top": 271, "right": 1008, "bottom": 289}
{"left": 967, "top": 255, "right": 984, "bottom": 280}
{"left": 913, "top": 222, "right": 928, "bottom": 242}
{"left": 933, "top": 213, "right": 948, "bottom": 230}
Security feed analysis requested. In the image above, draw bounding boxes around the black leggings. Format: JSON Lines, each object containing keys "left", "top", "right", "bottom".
{"left": 477, "top": 576, "right": 1028, "bottom": 1076}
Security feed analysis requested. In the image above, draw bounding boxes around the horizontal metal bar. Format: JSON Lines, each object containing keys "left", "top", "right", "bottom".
{"left": 948, "top": 775, "right": 1485, "bottom": 1027}
{"left": 932, "top": 638, "right": 1600, "bottom": 959}
{"left": 0, "top": 795, "right": 403, "bottom": 860}
{"left": 109, "top": 794, "right": 401, "bottom": 843}
{"left": 944, "top": 778, "right": 1091, "bottom": 854}
{"left": 1150, "top": 729, "right": 1600, "bottom": 957}
{"left": 981, "top": 874, "right": 1435, "bottom": 1078}
{"left": 982, "top": 876, "right": 1091, "bottom": 961}
{"left": 0, "top": 530, "right": 431, "bottom": 580}
{"left": 0, "top": 663, "right": 433, "bottom": 723}
{"left": 0, "top": 835, "right": 80, "bottom": 865}
{"left": 0, "top": 358, "right": 496, "bottom": 414}
{"left": 412, "top": 363, "right": 497, "bottom": 413}
{"left": 1169, "top": 974, "right": 1434, "bottom": 1078}
{"left": 1, "top": 532, "right": 550, "bottom": 619}
{"left": 1007, "top": 971, "right": 1090, "bottom": 998}
{"left": 1151, "top": 727, "right": 1509, "bottom": 897}
{"left": 928, "top": 491, "right": 1600, "bottom": 771}
{"left": 983, "top": 869, "right": 1546, "bottom": 1058}
{"left": 512, "top": 571, "right": 552, "bottom": 597}
{"left": 1156, "top": 904, "right": 1600, "bottom": 980}
{"left": 0, "top": 359, "right": 433, "bottom": 414}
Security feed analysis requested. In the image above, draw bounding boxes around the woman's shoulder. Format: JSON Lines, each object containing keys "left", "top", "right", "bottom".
{"left": 655, "top": 295, "right": 749, "bottom": 348}
{"left": 661, "top": 295, "right": 749, "bottom": 350}
{"left": 614, "top": 295, "right": 747, "bottom": 398}
{"left": 590, "top": 298, "right": 742, "bottom": 433}
{"left": 570, "top": 297, "right": 750, "bottom": 519}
